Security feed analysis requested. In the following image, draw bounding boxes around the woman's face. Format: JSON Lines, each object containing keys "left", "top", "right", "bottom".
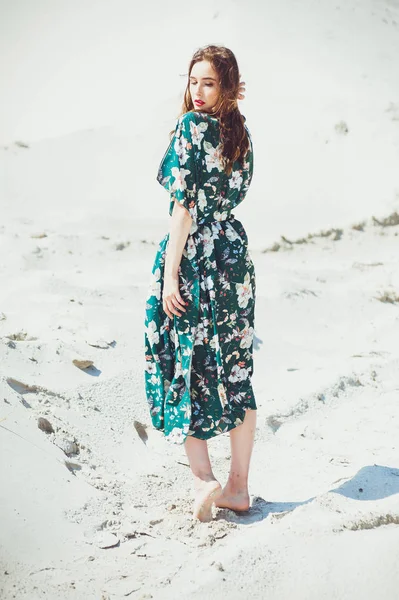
{"left": 189, "top": 60, "right": 220, "bottom": 113}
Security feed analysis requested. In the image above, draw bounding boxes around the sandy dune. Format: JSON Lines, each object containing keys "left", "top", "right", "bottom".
{"left": 1, "top": 0, "right": 399, "bottom": 598}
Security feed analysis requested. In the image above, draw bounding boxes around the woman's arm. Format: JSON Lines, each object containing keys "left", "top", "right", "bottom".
{"left": 162, "top": 200, "right": 192, "bottom": 319}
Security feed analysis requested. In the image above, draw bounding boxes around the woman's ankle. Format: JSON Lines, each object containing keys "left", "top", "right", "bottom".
{"left": 192, "top": 471, "right": 218, "bottom": 489}
{"left": 224, "top": 475, "right": 249, "bottom": 495}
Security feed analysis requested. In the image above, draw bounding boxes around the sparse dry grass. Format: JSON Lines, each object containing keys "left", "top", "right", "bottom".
{"left": 375, "top": 290, "right": 399, "bottom": 304}
{"left": 351, "top": 221, "right": 366, "bottom": 232}
{"left": 310, "top": 228, "right": 343, "bottom": 241}
{"left": 344, "top": 514, "right": 399, "bottom": 531}
{"left": 372, "top": 212, "right": 399, "bottom": 227}
{"left": 15, "top": 140, "right": 29, "bottom": 148}
{"left": 335, "top": 120, "right": 349, "bottom": 135}
{"left": 263, "top": 228, "right": 343, "bottom": 253}
{"left": 263, "top": 210, "right": 399, "bottom": 253}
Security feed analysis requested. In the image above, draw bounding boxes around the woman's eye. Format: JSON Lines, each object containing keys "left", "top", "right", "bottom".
{"left": 205, "top": 83, "right": 213, "bottom": 87}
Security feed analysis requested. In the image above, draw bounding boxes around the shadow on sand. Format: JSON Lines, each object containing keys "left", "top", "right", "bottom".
{"left": 215, "top": 464, "right": 399, "bottom": 524}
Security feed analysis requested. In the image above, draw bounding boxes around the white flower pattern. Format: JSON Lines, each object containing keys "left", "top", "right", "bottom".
{"left": 146, "top": 320, "right": 159, "bottom": 346}
{"left": 201, "top": 226, "right": 213, "bottom": 258}
{"left": 190, "top": 120, "right": 208, "bottom": 146}
{"left": 225, "top": 223, "right": 240, "bottom": 242}
{"left": 239, "top": 321, "right": 254, "bottom": 349}
{"left": 174, "top": 135, "right": 189, "bottom": 165}
{"left": 204, "top": 141, "right": 224, "bottom": 172}
{"left": 197, "top": 189, "right": 207, "bottom": 211}
{"left": 235, "top": 272, "right": 253, "bottom": 308}
{"left": 145, "top": 361, "right": 157, "bottom": 374}
{"left": 171, "top": 166, "right": 191, "bottom": 192}
{"left": 147, "top": 268, "right": 161, "bottom": 300}
{"left": 228, "top": 364, "right": 250, "bottom": 383}
{"left": 229, "top": 170, "right": 243, "bottom": 189}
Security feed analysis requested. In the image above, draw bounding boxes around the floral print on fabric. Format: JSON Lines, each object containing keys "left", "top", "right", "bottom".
{"left": 144, "top": 111, "right": 256, "bottom": 444}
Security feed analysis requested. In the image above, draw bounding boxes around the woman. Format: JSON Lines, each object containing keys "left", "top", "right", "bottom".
{"left": 144, "top": 45, "right": 257, "bottom": 522}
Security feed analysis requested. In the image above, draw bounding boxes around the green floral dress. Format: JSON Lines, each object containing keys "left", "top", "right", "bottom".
{"left": 144, "top": 110, "right": 256, "bottom": 445}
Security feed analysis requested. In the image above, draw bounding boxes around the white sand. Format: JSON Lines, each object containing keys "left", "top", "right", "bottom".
{"left": 1, "top": 1, "right": 399, "bottom": 598}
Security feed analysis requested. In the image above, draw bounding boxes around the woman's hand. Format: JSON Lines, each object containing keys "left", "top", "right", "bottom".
{"left": 162, "top": 273, "right": 187, "bottom": 319}
{"left": 163, "top": 200, "right": 192, "bottom": 319}
{"left": 238, "top": 80, "right": 246, "bottom": 101}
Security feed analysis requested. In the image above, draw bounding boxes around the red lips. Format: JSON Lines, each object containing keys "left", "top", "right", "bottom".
{"left": 194, "top": 99, "right": 205, "bottom": 106}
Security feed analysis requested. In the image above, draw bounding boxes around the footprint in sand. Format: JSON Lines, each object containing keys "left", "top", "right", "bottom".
{"left": 6, "top": 377, "right": 39, "bottom": 394}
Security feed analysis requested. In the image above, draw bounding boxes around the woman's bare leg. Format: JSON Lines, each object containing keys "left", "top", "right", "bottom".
{"left": 216, "top": 409, "right": 257, "bottom": 511}
{"left": 184, "top": 436, "right": 222, "bottom": 522}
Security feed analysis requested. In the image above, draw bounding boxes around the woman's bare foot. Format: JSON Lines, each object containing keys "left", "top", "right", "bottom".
{"left": 215, "top": 488, "right": 250, "bottom": 512}
{"left": 193, "top": 480, "right": 222, "bottom": 522}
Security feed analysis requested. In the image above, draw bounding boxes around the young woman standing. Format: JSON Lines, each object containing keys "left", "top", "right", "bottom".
{"left": 144, "top": 45, "right": 257, "bottom": 521}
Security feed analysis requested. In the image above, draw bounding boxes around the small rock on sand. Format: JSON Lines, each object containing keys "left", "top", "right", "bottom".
{"left": 73, "top": 359, "right": 94, "bottom": 370}
{"left": 54, "top": 437, "right": 79, "bottom": 456}
{"left": 37, "top": 417, "right": 54, "bottom": 433}
{"left": 86, "top": 339, "right": 115, "bottom": 349}
{"left": 134, "top": 420, "right": 148, "bottom": 444}
{"left": 94, "top": 532, "right": 120, "bottom": 549}
{"left": 64, "top": 460, "right": 82, "bottom": 472}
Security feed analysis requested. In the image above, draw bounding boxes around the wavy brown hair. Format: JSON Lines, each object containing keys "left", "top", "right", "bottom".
{"left": 180, "top": 45, "right": 249, "bottom": 175}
